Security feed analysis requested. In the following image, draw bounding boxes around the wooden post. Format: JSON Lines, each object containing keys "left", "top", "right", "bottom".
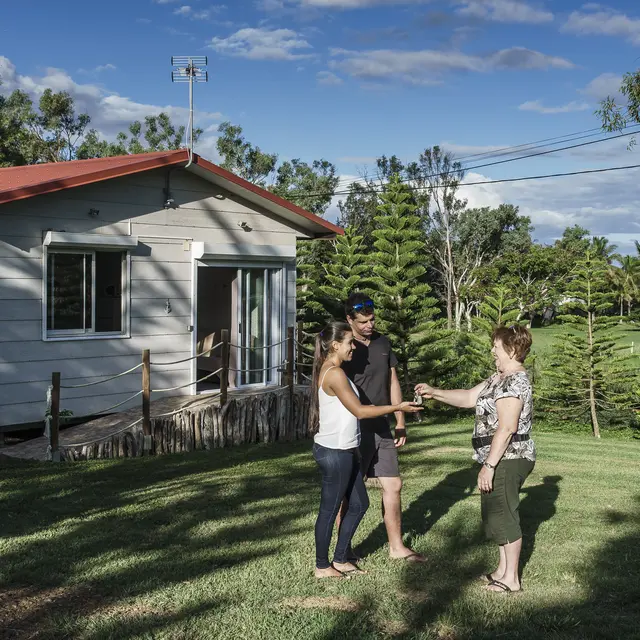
{"left": 142, "top": 349, "right": 152, "bottom": 453}
{"left": 287, "top": 326, "right": 295, "bottom": 392}
{"left": 296, "top": 321, "right": 304, "bottom": 385}
{"left": 220, "top": 329, "right": 230, "bottom": 407}
{"left": 50, "top": 372, "right": 61, "bottom": 463}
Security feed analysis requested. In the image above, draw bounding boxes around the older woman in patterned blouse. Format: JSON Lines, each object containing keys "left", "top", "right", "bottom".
{"left": 415, "top": 325, "right": 535, "bottom": 594}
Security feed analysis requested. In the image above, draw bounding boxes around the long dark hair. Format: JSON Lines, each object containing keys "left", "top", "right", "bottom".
{"left": 309, "top": 321, "right": 352, "bottom": 434}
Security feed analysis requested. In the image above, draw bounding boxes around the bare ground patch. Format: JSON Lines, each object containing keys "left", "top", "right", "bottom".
{"left": 279, "top": 595, "right": 360, "bottom": 612}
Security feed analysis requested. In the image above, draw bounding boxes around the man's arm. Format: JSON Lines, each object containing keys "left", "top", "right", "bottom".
{"left": 390, "top": 367, "right": 406, "bottom": 447}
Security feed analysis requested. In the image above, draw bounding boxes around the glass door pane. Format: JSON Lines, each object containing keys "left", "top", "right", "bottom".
{"left": 240, "top": 268, "right": 267, "bottom": 385}
{"left": 238, "top": 267, "right": 276, "bottom": 386}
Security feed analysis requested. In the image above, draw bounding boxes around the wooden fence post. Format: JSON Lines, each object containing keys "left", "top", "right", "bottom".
{"left": 287, "top": 326, "right": 295, "bottom": 392}
{"left": 50, "top": 372, "right": 61, "bottom": 463}
{"left": 287, "top": 326, "right": 295, "bottom": 433}
{"left": 142, "top": 349, "right": 152, "bottom": 453}
{"left": 296, "top": 322, "right": 304, "bottom": 385}
{"left": 220, "top": 329, "right": 230, "bottom": 407}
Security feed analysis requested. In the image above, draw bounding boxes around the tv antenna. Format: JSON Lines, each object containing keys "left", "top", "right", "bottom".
{"left": 171, "top": 56, "right": 208, "bottom": 168}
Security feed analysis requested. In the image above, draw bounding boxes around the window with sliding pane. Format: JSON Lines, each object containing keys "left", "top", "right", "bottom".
{"left": 45, "top": 250, "right": 127, "bottom": 338}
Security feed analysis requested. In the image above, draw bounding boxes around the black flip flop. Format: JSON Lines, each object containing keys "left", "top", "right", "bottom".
{"left": 487, "top": 580, "right": 521, "bottom": 594}
{"left": 478, "top": 573, "right": 494, "bottom": 583}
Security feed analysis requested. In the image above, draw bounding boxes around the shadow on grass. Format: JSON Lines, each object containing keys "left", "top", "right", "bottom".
{"left": 355, "top": 465, "right": 477, "bottom": 559}
{"left": 520, "top": 474, "right": 562, "bottom": 576}
{"left": 315, "top": 491, "right": 640, "bottom": 640}
{"left": 0, "top": 440, "right": 318, "bottom": 639}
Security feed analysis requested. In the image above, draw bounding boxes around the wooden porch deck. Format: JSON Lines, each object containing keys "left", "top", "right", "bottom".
{"left": 0, "top": 386, "right": 311, "bottom": 463}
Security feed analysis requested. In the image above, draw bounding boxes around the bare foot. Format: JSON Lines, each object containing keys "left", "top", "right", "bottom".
{"left": 389, "top": 547, "right": 426, "bottom": 563}
{"left": 315, "top": 566, "right": 349, "bottom": 579}
{"left": 333, "top": 561, "right": 367, "bottom": 574}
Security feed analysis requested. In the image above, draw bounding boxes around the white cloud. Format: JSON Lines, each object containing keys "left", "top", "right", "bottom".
{"left": 562, "top": 6, "right": 640, "bottom": 45}
{"left": 153, "top": 0, "right": 180, "bottom": 3}
{"left": 440, "top": 142, "right": 508, "bottom": 157}
{"left": 78, "top": 63, "right": 117, "bottom": 75}
{"left": 338, "top": 156, "right": 377, "bottom": 164}
{"left": 459, "top": 168, "right": 640, "bottom": 251}
{"left": 518, "top": 99, "right": 590, "bottom": 114}
{"left": 263, "top": 0, "right": 553, "bottom": 23}
{"left": 454, "top": 0, "right": 553, "bottom": 24}
{"left": 173, "top": 4, "right": 226, "bottom": 19}
{"left": 317, "top": 70, "right": 343, "bottom": 85}
{"left": 208, "top": 27, "right": 313, "bottom": 60}
{"left": 329, "top": 46, "right": 574, "bottom": 84}
{"left": 580, "top": 72, "right": 623, "bottom": 101}
{"left": 0, "top": 56, "right": 222, "bottom": 159}
{"left": 136, "top": 18, "right": 152, "bottom": 24}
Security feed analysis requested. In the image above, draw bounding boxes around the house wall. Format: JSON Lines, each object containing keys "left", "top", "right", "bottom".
{"left": 0, "top": 167, "right": 299, "bottom": 428}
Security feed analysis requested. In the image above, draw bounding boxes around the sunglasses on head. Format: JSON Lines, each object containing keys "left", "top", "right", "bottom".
{"left": 352, "top": 300, "right": 374, "bottom": 312}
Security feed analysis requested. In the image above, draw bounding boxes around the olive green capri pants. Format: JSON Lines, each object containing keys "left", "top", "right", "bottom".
{"left": 481, "top": 458, "right": 535, "bottom": 545}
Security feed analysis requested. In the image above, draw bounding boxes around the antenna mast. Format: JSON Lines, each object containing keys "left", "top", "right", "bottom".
{"left": 171, "top": 56, "right": 208, "bottom": 168}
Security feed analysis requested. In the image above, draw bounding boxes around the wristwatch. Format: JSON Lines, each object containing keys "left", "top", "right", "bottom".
{"left": 483, "top": 461, "right": 496, "bottom": 470}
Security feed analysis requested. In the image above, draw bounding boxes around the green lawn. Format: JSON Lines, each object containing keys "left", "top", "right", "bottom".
{"left": 1, "top": 421, "right": 639, "bottom": 640}
{"left": 530, "top": 323, "right": 640, "bottom": 358}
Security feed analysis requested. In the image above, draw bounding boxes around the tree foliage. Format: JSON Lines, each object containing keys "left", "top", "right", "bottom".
{"left": 596, "top": 68, "right": 640, "bottom": 147}
{"left": 0, "top": 84, "right": 195, "bottom": 164}
{"left": 369, "top": 176, "right": 446, "bottom": 392}
{"left": 540, "top": 252, "right": 638, "bottom": 437}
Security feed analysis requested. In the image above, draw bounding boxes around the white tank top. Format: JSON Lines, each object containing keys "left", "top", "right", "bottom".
{"left": 314, "top": 366, "right": 361, "bottom": 450}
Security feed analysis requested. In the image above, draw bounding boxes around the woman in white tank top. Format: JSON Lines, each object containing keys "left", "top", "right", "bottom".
{"left": 309, "top": 321, "right": 423, "bottom": 579}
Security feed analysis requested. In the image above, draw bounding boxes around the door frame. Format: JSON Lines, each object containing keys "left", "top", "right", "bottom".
{"left": 190, "top": 257, "right": 289, "bottom": 394}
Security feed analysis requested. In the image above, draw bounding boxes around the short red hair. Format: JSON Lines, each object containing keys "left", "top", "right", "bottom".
{"left": 492, "top": 325, "right": 532, "bottom": 363}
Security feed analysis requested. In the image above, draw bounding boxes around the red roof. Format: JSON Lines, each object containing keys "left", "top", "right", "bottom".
{"left": 0, "top": 149, "right": 343, "bottom": 236}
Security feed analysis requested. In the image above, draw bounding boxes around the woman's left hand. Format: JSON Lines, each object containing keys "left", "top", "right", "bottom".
{"left": 478, "top": 465, "right": 494, "bottom": 493}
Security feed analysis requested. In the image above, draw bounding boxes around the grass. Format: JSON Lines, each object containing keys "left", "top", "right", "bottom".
{"left": 1, "top": 420, "right": 640, "bottom": 640}
{"left": 530, "top": 323, "right": 640, "bottom": 358}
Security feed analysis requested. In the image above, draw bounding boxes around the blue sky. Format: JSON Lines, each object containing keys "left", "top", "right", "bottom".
{"left": 1, "top": 0, "right": 640, "bottom": 250}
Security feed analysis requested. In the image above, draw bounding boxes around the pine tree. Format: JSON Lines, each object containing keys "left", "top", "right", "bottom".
{"left": 317, "top": 226, "right": 373, "bottom": 319}
{"left": 369, "top": 176, "right": 446, "bottom": 393}
{"left": 463, "top": 285, "right": 523, "bottom": 382}
{"left": 474, "top": 285, "right": 521, "bottom": 335}
{"left": 540, "top": 252, "right": 638, "bottom": 437}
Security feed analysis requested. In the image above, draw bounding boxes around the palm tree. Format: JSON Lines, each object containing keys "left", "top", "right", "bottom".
{"left": 619, "top": 255, "right": 640, "bottom": 316}
{"left": 591, "top": 236, "right": 619, "bottom": 264}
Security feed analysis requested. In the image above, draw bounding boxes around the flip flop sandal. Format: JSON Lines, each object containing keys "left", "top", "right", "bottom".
{"left": 335, "top": 563, "right": 368, "bottom": 575}
{"left": 478, "top": 573, "right": 495, "bottom": 583}
{"left": 398, "top": 553, "right": 427, "bottom": 563}
{"left": 315, "top": 571, "right": 351, "bottom": 580}
{"left": 486, "top": 580, "right": 520, "bottom": 594}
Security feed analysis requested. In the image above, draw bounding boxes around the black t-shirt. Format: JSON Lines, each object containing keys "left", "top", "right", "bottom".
{"left": 342, "top": 332, "right": 398, "bottom": 407}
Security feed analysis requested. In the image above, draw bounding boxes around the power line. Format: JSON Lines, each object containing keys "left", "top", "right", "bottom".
{"left": 295, "top": 162, "right": 640, "bottom": 202}
{"left": 331, "top": 121, "right": 637, "bottom": 190}
{"left": 301, "top": 128, "right": 640, "bottom": 199}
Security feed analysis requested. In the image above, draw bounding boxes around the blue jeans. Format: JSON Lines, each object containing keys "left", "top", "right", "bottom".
{"left": 312, "top": 442, "right": 370, "bottom": 569}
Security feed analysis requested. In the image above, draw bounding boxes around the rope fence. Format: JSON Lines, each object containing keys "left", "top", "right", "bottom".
{"left": 46, "top": 325, "right": 310, "bottom": 461}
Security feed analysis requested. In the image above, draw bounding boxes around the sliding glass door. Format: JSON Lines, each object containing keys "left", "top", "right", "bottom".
{"left": 237, "top": 267, "right": 282, "bottom": 386}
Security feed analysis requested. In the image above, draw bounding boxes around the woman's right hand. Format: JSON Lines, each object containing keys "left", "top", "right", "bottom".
{"left": 397, "top": 401, "right": 424, "bottom": 413}
{"left": 414, "top": 383, "right": 435, "bottom": 398}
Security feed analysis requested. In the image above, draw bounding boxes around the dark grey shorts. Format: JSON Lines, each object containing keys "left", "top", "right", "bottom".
{"left": 359, "top": 420, "right": 400, "bottom": 478}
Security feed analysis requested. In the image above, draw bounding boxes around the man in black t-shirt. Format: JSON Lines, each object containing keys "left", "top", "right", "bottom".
{"left": 342, "top": 292, "right": 426, "bottom": 563}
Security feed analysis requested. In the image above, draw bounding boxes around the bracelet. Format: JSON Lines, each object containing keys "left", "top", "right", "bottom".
{"left": 483, "top": 461, "right": 496, "bottom": 470}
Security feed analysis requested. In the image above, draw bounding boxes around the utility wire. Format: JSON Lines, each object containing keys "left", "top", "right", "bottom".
{"left": 338, "top": 162, "right": 640, "bottom": 197}
{"left": 296, "top": 128, "right": 640, "bottom": 199}
{"left": 330, "top": 121, "right": 637, "bottom": 190}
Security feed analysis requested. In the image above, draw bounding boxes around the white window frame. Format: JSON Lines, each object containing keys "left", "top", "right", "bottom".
{"left": 237, "top": 266, "right": 284, "bottom": 387}
{"left": 42, "top": 246, "right": 132, "bottom": 342}
{"left": 190, "top": 258, "right": 288, "bottom": 392}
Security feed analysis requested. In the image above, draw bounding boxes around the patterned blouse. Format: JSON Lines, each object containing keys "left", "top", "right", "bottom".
{"left": 472, "top": 371, "right": 536, "bottom": 464}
